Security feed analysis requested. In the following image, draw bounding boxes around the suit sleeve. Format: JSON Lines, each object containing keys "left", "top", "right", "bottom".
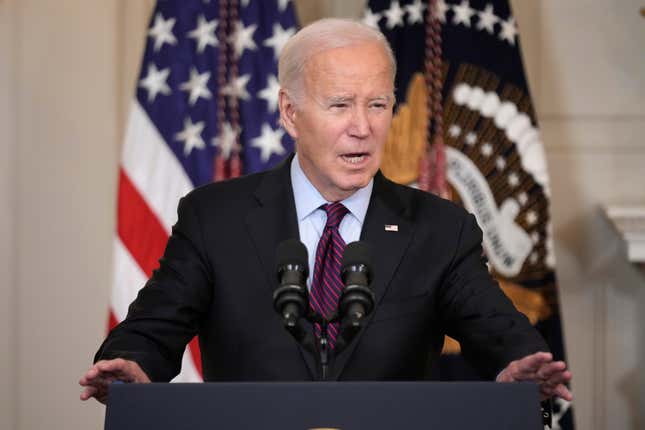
{"left": 437, "top": 213, "right": 549, "bottom": 379}
{"left": 95, "top": 194, "right": 213, "bottom": 382}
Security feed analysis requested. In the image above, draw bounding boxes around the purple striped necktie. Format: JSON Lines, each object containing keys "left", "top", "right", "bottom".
{"left": 309, "top": 202, "right": 349, "bottom": 349}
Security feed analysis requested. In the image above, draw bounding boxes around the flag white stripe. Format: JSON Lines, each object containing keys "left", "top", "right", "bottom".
{"left": 172, "top": 349, "right": 202, "bottom": 382}
{"left": 110, "top": 237, "right": 147, "bottom": 321}
{"left": 121, "top": 101, "right": 194, "bottom": 233}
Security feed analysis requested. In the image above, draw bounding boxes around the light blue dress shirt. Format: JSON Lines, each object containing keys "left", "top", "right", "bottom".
{"left": 290, "top": 153, "right": 373, "bottom": 288}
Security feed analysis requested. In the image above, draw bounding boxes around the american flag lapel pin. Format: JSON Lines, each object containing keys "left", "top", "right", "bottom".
{"left": 384, "top": 224, "right": 398, "bottom": 232}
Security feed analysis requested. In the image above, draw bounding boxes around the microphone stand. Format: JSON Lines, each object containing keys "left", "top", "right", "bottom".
{"left": 306, "top": 310, "right": 367, "bottom": 381}
{"left": 305, "top": 311, "right": 334, "bottom": 381}
{"left": 318, "top": 320, "right": 330, "bottom": 381}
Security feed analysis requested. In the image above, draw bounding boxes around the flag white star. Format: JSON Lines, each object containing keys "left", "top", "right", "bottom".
{"left": 499, "top": 16, "right": 518, "bottom": 45}
{"left": 383, "top": 0, "right": 405, "bottom": 29}
{"left": 517, "top": 191, "right": 528, "bottom": 205}
{"left": 362, "top": 8, "right": 381, "bottom": 28}
{"left": 221, "top": 74, "right": 251, "bottom": 101}
{"left": 529, "top": 251, "right": 538, "bottom": 264}
{"left": 448, "top": 124, "right": 461, "bottom": 138}
{"left": 240, "top": 0, "right": 250, "bottom": 6}
{"left": 175, "top": 117, "right": 206, "bottom": 156}
{"left": 251, "top": 123, "right": 286, "bottom": 162}
{"left": 525, "top": 210, "right": 538, "bottom": 226}
{"left": 258, "top": 74, "right": 280, "bottom": 113}
{"left": 452, "top": 0, "right": 474, "bottom": 27}
{"left": 212, "top": 122, "right": 239, "bottom": 159}
{"left": 148, "top": 13, "right": 177, "bottom": 52}
{"left": 481, "top": 142, "right": 493, "bottom": 157}
{"left": 180, "top": 68, "right": 212, "bottom": 105}
{"left": 507, "top": 172, "right": 520, "bottom": 187}
{"left": 138, "top": 63, "right": 171, "bottom": 103}
{"left": 530, "top": 231, "right": 540, "bottom": 244}
{"left": 465, "top": 131, "right": 477, "bottom": 145}
{"left": 433, "top": 0, "right": 449, "bottom": 23}
{"left": 188, "top": 15, "right": 218, "bottom": 53}
{"left": 264, "top": 23, "right": 296, "bottom": 61}
{"left": 277, "top": 0, "right": 290, "bottom": 12}
{"left": 495, "top": 156, "right": 506, "bottom": 170}
{"left": 230, "top": 21, "right": 257, "bottom": 57}
{"left": 405, "top": 0, "right": 426, "bottom": 25}
{"left": 476, "top": 3, "right": 499, "bottom": 34}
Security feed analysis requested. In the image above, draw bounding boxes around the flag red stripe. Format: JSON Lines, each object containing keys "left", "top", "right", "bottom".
{"left": 188, "top": 336, "right": 203, "bottom": 375}
{"left": 108, "top": 309, "right": 119, "bottom": 331}
{"left": 117, "top": 168, "right": 169, "bottom": 278}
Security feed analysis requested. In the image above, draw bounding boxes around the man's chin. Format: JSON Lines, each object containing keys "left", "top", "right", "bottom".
{"left": 337, "top": 176, "right": 372, "bottom": 193}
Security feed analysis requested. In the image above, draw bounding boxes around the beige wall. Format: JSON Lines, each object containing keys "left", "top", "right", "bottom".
{"left": 1, "top": 0, "right": 121, "bottom": 428}
{"left": 1, "top": 2, "right": 18, "bottom": 429}
{"left": 0, "top": 1, "right": 643, "bottom": 429}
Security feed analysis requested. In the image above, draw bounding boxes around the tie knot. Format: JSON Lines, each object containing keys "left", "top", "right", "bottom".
{"left": 323, "top": 202, "right": 349, "bottom": 229}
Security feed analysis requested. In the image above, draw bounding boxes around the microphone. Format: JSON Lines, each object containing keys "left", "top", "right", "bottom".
{"left": 339, "top": 241, "right": 376, "bottom": 333}
{"left": 273, "top": 239, "right": 309, "bottom": 329}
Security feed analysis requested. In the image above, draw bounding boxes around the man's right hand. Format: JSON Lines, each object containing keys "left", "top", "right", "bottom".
{"left": 79, "top": 358, "right": 151, "bottom": 404}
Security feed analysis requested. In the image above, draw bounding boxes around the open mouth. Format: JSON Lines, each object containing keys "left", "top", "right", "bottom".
{"left": 340, "top": 153, "right": 369, "bottom": 165}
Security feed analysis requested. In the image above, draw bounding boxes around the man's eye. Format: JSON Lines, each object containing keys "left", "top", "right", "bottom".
{"left": 331, "top": 103, "right": 348, "bottom": 109}
{"left": 370, "top": 103, "right": 387, "bottom": 109}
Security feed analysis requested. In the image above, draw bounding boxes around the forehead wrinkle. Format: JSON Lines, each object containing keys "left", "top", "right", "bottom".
{"left": 305, "top": 46, "right": 390, "bottom": 82}
{"left": 301, "top": 44, "right": 394, "bottom": 109}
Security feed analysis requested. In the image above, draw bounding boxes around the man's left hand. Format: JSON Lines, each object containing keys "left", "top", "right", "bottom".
{"left": 496, "top": 351, "right": 572, "bottom": 401}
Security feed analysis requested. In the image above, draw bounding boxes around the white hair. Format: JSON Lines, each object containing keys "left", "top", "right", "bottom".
{"left": 278, "top": 18, "right": 396, "bottom": 105}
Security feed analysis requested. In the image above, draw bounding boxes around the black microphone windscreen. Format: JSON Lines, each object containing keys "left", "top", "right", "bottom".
{"left": 342, "top": 241, "right": 372, "bottom": 272}
{"left": 276, "top": 239, "right": 308, "bottom": 269}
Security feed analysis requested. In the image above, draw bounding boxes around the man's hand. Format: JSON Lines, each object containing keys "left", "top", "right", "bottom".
{"left": 496, "top": 351, "right": 573, "bottom": 401}
{"left": 79, "top": 358, "right": 151, "bottom": 404}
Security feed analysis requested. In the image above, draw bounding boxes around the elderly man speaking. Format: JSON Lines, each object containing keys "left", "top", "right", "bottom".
{"left": 80, "top": 18, "right": 571, "bottom": 405}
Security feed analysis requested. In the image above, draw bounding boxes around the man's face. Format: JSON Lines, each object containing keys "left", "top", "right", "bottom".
{"left": 280, "top": 42, "right": 394, "bottom": 202}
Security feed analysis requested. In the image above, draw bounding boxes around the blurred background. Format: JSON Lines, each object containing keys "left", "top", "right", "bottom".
{"left": 0, "top": 0, "right": 644, "bottom": 429}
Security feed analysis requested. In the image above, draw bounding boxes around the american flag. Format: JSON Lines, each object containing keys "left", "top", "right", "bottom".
{"left": 110, "top": 0, "right": 298, "bottom": 382}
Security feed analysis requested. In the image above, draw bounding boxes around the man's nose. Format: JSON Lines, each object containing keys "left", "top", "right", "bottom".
{"left": 348, "top": 107, "right": 370, "bottom": 138}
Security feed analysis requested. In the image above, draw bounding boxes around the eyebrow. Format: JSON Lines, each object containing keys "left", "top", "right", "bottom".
{"left": 325, "top": 94, "right": 393, "bottom": 104}
{"left": 370, "top": 95, "right": 392, "bottom": 103}
{"left": 326, "top": 95, "right": 354, "bottom": 104}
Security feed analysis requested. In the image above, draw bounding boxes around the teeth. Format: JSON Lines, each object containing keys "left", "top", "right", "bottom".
{"left": 341, "top": 154, "right": 366, "bottom": 164}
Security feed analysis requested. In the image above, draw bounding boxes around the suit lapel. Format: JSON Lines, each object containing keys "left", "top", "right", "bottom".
{"left": 244, "top": 155, "right": 318, "bottom": 378}
{"left": 244, "top": 156, "right": 299, "bottom": 289}
{"left": 331, "top": 172, "right": 414, "bottom": 380}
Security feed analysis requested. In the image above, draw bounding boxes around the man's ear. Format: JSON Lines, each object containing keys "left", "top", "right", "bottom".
{"left": 278, "top": 89, "right": 298, "bottom": 139}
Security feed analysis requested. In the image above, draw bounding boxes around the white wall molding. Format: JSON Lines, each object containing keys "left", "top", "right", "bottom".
{"left": 604, "top": 206, "right": 645, "bottom": 264}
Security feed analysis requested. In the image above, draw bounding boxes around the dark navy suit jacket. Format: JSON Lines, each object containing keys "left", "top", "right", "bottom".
{"left": 96, "top": 156, "right": 547, "bottom": 381}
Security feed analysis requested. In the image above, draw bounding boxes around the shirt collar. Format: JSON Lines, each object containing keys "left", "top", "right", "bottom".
{"left": 290, "top": 153, "right": 373, "bottom": 224}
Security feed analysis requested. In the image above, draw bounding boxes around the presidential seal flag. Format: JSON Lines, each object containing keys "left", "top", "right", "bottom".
{"left": 365, "top": 0, "right": 573, "bottom": 428}
{"left": 110, "top": 0, "right": 298, "bottom": 382}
